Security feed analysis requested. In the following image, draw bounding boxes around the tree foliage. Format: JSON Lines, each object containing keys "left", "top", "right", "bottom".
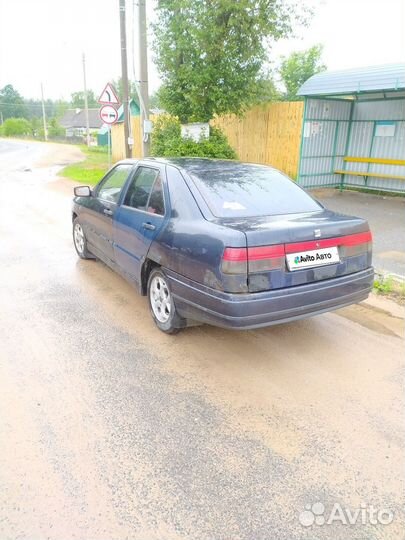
{"left": 149, "top": 90, "right": 162, "bottom": 110}
{"left": 0, "top": 117, "right": 31, "bottom": 136}
{"left": 252, "top": 77, "right": 283, "bottom": 103}
{"left": 279, "top": 44, "right": 326, "bottom": 100}
{"left": 22, "top": 98, "right": 69, "bottom": 120}
{"left": 153, "top": 0, "right": 307, "bottom": 122}
{"left": 0, "top": 84, "right": 27, "bottom": 119}
{"left": 112, "top": 77, "right": 140, "bottom": 105}
{"left": 47, "top": 117, "right": 65, "bottom": 138}
{"left": 150, "top": 115, "right": 237, "bottom": 159}
{"left": 71, "top": 90, "right": 98, "bottom": 108}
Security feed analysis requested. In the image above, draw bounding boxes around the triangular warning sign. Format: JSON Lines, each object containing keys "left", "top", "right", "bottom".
{"left": 98, "top": 83, "right": 120, "bottom": 105}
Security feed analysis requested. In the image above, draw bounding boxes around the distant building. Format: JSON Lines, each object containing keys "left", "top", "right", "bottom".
{"left": 60, "top": 108, "right": 103, "bottom": 138}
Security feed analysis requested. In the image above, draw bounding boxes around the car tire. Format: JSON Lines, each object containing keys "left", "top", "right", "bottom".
{"left": 147, "top": 268, "right": 184, "bottom": 334}
{"left": 73, "top": 218, "right": 94, "bottom": 260}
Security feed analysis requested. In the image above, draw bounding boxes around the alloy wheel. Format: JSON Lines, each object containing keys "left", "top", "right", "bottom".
{"left": 150, "top": 274, "right": 171, "bottom": 323}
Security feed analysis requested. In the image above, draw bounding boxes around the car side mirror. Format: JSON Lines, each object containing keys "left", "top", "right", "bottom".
{"left": 74, "top": 186, "right": 91, "bottom": 197}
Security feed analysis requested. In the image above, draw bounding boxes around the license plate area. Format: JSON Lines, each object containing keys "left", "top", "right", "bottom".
{"left": 286, "top": 246, "right": 340, "bottom": 271}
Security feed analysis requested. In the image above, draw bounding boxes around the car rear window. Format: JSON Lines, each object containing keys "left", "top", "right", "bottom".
{"left": 190, "top": 165, "right": 322, "bottom": 217}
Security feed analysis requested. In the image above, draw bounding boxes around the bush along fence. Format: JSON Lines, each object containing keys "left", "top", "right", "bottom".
{"left": 111, "top": 101, "right": 304, "bottom": 179}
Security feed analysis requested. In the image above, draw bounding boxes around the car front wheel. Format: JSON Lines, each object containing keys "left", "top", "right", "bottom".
{"left": 147, "top": 268, "right": 183, "bottom": 334}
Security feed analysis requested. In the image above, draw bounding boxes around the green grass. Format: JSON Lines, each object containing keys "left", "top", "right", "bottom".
{"left": 373, "top": 276, "right": 395, "bottom": 294}
{"left": 60, "top": 145, "right": 109, "bottom": 186}
{"left": 373, "top": 274, "right": 405, "bottom": 300}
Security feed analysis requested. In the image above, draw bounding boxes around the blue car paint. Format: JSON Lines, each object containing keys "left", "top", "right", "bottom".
{"left": 113, "top": 162, "right": 169, "bottom": 282}
{"left": 72, "top": 158, "right": 373, "bottom": 329}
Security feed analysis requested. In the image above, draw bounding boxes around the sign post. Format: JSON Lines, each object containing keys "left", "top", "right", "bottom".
{"left": 99, "top": 105, "right": 118, "bottom": 170}
{"left": 107, "top": 126, "right": 111, "bottom": 169}
{"left": 98, "top": 83, "right": 120, "bottom": 167}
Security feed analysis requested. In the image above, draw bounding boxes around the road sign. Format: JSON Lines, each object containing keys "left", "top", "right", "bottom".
{"left": 99, "top": 104, "right": 119, "bottom": 125}
{"left": 98, "top": 83, "right": 120, "bottom": 105}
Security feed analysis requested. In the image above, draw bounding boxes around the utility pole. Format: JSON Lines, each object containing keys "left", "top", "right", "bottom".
{"left": 82, "top": 53, "right": 91, "bottom": 147}
{"left": 137, "top": 0, "right": 150, "bottom": 157}
{"left": 40, "top": 83, "right": 48, "bottom": 142}
{"left": 119, "top": 0, "right": 131, "bottom": 158}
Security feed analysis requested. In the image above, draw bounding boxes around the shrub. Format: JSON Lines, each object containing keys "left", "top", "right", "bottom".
{"left": 1, "top": 117, "right": 32, "bottom": 137}
{"left": 150, "top": 115, "right": 237, "bottom": 159}
{"left": 47, "top": 117, "right": 65, "bottom": 138}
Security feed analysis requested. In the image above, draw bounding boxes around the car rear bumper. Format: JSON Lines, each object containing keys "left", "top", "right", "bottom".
{"left": 166, "top": 267, "right": 374, "bottom": 329}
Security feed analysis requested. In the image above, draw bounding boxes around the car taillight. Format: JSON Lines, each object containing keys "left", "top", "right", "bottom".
{"left": 222, "top": 247, "right": 248, "bottom": 274}
{"left": 339, "top": 230, "right": 373, "bottom": 258}
{"left": 222, "top": 245, "right": 285, "bottom": 274}
{"left": 247, "top": 245, "right": 285, "bottom": 272}
{"left": 222, "top": 231, "right": 372, "bottom": 274}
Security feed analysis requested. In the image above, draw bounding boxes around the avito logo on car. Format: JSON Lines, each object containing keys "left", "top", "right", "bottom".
{"left": 295, "top": 252, "right": 333, "bottom": 264}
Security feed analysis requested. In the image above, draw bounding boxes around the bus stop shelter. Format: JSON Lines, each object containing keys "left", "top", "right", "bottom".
{"left": 297, "top": 63, "right": 405, "bottom": 193}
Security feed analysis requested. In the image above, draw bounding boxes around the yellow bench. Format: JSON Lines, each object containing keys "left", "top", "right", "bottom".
{"left": 335, "top": 157, "right": 405, "bottom": 187}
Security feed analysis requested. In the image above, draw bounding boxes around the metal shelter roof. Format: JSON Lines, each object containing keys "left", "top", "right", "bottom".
{"left": 298, "top": 63, "right": 405, "bottom": 99}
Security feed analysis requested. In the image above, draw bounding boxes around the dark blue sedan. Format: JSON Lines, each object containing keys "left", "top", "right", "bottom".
{"left": 72, "top": 158, "right": 374, "bottom": 333}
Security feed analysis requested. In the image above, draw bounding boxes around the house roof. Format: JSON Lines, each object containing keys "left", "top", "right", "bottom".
{"left": 60, "top": 108, "right": 103, "bottom": 129}
{"left": 298, "top": 63, "right": 405, "bottom": 99}
{"left": 116, "top": 99, "right": 140, "bottom": 122}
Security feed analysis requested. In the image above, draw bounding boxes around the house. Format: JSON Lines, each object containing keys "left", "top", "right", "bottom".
{"left": 60, "top": 108, "right": 103, "bottom": 138}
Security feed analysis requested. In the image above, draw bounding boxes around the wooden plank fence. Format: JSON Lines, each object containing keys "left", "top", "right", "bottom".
{"left": 111, "top": 101, "right": 303, "bottom": 178}
{"left": 212, "top": 102, "right": 303, "bottom": 178}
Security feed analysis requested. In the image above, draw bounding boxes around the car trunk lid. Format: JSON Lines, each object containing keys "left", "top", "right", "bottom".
{"left": 217, "top": 210, "right": 372, "bottom": 292}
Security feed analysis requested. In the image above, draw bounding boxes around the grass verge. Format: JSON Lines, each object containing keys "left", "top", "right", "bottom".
{"left": 60, "top": 145, "right": 109, "bottom": 186}
{"left": 373, "top": 274, "right": 405, "bottom": 304}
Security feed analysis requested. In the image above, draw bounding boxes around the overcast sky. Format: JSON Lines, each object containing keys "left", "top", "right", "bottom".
{"left": 0, "top": 0, "right": 404, "bottom": 102}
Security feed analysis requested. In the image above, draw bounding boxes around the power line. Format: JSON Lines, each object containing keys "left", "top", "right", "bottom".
{"left": 0, "top": 101, "right": 59, "bottom": 109}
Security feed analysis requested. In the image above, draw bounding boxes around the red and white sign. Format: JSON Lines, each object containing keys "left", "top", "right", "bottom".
{"left": 98, "top": 83, "right": 120, "bottom": 105}
{"left": 99, "top": 104, "right": 118, "bottom": 125}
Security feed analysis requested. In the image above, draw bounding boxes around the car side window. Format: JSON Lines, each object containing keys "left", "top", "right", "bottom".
{"left": 147, "top": 177, "right": 165, "bottom": 215}
{"left": 124, "top": 167, "right": 165, "bottom": 215}
{"left": 97, "top": 164, "right": 132, "bottom": 204}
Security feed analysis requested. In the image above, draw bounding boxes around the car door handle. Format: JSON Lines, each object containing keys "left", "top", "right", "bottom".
{"left": 142, "top": 222, "right": 156, "bottom": 231}
{"left": 103, "top": 208, "right": 113, "bottom": 216}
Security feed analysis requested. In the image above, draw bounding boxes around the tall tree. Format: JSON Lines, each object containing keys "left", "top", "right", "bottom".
{"left": 253, "top": 77, "right": 282, "bottom": 103}
{"left": 279, "top": 44, "right": 326, "bottom": 101}
{"left": 149, "top": 90, "right": 162, "bottom": 110}
{"left": 0, "top": 84, "right": 27, "bottom": 119}
{"left": 24, "top": 98, "right": 66, "bottom": 119}
{"left": 70, "top": 90, "right": 98, "bottom": 108}
{"left": 112, "top": 77, "right": 139, "bottom": 104}
{"left": 153, "top": 0, "right": 308, "bottom": 122}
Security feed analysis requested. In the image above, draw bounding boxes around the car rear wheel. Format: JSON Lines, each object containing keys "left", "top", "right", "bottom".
{"left": 73, "top": 218, "right": 93, "bottom": 260}
{"left": 147, "top": 268, "right": 183, "bottom": 334}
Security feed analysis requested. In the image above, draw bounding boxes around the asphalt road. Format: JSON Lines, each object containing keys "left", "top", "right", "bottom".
{"left": 0, "top": 140, "right": 404, "bottom": 540}
{"left": 313, "top": 188, "right": 405, "bottom": 277}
